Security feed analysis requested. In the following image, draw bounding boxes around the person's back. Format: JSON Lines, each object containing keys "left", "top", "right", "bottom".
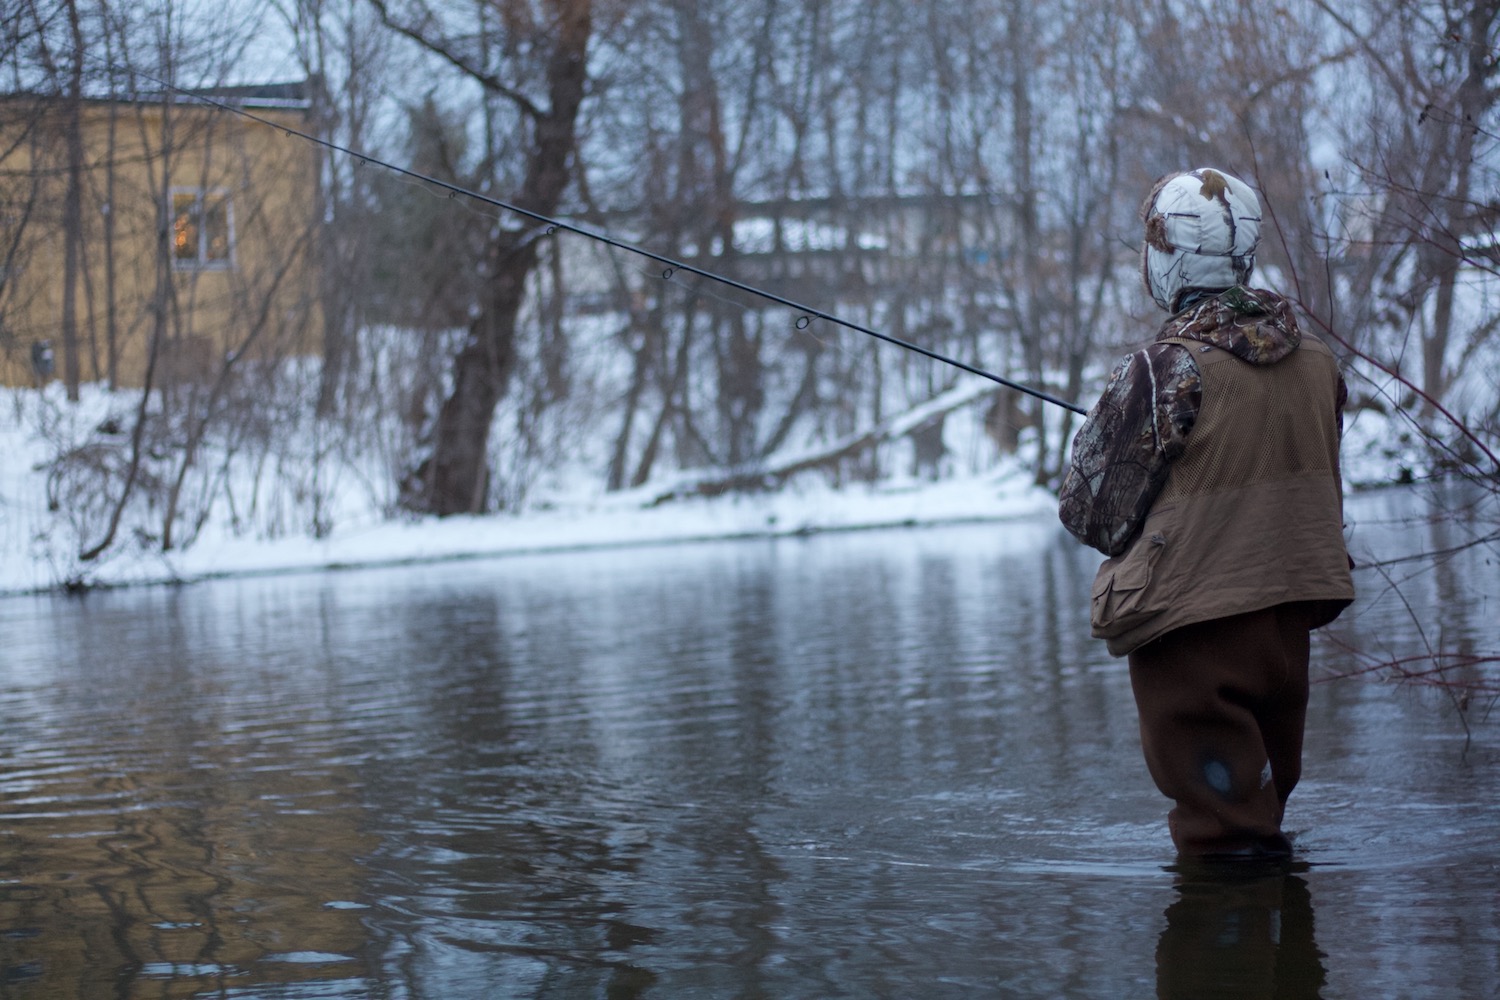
{"left": 1059, "top": 167, "right": 1354, "bottom": 858}
{"left": 1088, "top": 299, "right": 1352, "bottom": 656}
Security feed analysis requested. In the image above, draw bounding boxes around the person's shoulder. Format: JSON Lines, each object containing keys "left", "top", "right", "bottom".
{"left": 1143, "top": 339, "right": 1201, "bottom": 375}
{"left": 1145, "top": 338, "right": 1195, "bottom": 356}
{"left": 1105, "top": 341, "right": 1189, "bottom": 382}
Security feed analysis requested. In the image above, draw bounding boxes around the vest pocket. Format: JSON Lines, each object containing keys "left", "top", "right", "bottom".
{"left": 1090, "top": 532, "right": 1167, "bottom": 638}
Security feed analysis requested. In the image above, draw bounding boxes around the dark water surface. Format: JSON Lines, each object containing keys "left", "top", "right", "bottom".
{"left": 1, "top": 486, "right": 1496, "bottom": 998}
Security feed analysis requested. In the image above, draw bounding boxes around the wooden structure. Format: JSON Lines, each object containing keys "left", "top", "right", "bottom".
{"left": 0, "top": 82, "right": 320, "bottom": 389}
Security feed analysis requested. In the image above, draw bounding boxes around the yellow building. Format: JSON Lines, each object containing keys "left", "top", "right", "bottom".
{"left": 0, "top": 82, "right": 320, "bottom": 389}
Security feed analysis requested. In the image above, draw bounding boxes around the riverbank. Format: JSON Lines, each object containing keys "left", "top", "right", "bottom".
{"left": 0, "top": 453, "right": 1061, "bottom": 596}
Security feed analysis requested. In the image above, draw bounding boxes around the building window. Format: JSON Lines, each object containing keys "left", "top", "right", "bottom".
{"left": 171, "top": 189, "right": 233, "bottom": 269}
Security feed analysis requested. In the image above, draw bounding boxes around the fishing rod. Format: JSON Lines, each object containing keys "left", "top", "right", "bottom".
{"left": 161, "top": 78, "right": 1088, "bottom": 417}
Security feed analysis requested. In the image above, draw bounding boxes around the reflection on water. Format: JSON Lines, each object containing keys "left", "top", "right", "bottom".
{"left": 1156, "top": 862, "right": 1326, "bottom": 1000}
{"left": 0, "top": 485, "right": 1495, "bottom": 997}
{"left": 0, "top": 589, "right": 379, "bottom": 998}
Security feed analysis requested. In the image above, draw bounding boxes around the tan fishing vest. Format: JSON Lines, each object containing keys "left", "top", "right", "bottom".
{"left": 1090, "top": 333, "right": 1355, "bottom": 656}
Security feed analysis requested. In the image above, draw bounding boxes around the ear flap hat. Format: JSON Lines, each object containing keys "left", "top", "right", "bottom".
{"left": 1140, "top": 167, "right": 1261, "bottom": 312}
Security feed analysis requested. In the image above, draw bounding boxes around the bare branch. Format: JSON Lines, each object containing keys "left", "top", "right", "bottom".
{"left": 364, "top": 0, "right": 544, "bottom": 119}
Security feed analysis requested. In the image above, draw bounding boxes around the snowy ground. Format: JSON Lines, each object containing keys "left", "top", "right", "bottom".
{"left": 0, "top": 383, "right": 1062, "bottom": 596}
{"left": 59, "top": 472, "right": 1058, "bottom": 595}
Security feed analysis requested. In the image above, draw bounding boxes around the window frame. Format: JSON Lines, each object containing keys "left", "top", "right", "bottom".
{"left": 169, "top": 186, "right": 236, "bottom": 271}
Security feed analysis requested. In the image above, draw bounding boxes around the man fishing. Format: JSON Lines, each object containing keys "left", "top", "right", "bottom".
{"left": 1058, "top": 167, "right": 1355, "bottom": 859}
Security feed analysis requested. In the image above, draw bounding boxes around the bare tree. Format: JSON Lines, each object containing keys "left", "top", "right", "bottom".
{"left": 272, "top": 0, "right": 388, "bottom": 419}
{"left": 370, "top": 0, "right": 594, "bottom": 516}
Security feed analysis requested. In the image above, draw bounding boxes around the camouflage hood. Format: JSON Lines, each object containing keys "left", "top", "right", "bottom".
{"left": 1155, "top": 286, "right": 1300, "bottom": 366}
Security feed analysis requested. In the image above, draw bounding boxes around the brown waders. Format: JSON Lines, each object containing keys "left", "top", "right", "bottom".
{"left": 1128, "top": 603, "right": 1319, "bottom": 858}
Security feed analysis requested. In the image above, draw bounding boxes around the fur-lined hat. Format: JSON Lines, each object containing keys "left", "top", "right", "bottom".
{"left": 1140, "top": 167, "right": 1261, "bottom": 312}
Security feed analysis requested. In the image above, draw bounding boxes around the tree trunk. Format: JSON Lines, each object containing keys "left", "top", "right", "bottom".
{"left": 405, "top": 0, "right": 592, "bottom": 515}
{"left": 1419, "top": 0, "right": 1497, "bottom": 409}
{"left": 59, "top": 0, "right": 86, "bottom": 400}
{"left": 1006, "top": 0, "right": 1050, "bottom": 485}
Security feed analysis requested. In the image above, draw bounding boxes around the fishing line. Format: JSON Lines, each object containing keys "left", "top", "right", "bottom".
{"left": 137, "top": 72, "right": 1087, "bottom": 416}
{"left": 385, "top": 165, "right": 863, "bottom": 371}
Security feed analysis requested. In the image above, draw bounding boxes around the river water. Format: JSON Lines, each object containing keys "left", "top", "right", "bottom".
{"left": 0, "top": 485, "right": 1495, "bottom": 998}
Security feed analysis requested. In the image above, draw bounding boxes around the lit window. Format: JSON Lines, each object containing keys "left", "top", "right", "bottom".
{"left": 171, "top": 189, "right": 233, "bottom": 268}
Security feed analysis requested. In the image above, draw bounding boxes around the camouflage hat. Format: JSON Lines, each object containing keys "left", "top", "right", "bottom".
{"left": 1140, "top": 167, "right": 1261, "bottom": 312}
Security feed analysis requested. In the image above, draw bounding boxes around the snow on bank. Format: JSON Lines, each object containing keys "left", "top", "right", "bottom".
{"left": 0, "top": 380, "right": 1060, "bottom": 596}
{"left": 140, "top": 470, "right": 1058, "bottom": 588}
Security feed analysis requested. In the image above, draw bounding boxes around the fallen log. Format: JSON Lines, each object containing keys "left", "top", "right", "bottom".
{"left": 644, "top": 380, "right": 1000, "bottom": 506}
